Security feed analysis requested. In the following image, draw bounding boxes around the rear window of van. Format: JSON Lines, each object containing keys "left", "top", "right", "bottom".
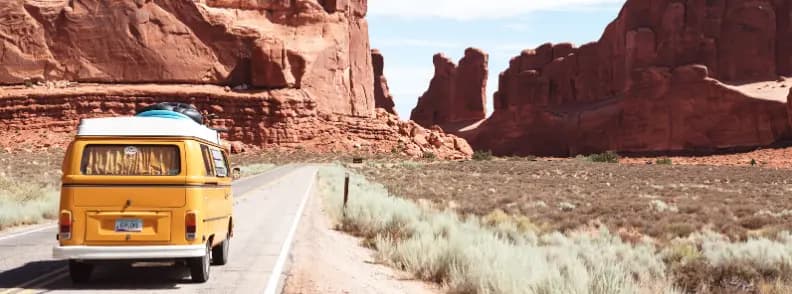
{"left": 80, "top": 145, "right": 181, "bottom": 176}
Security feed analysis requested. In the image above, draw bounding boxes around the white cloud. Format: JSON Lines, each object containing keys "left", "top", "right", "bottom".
{"left": 369, "top": 0, "right": 624, "bottom": 21}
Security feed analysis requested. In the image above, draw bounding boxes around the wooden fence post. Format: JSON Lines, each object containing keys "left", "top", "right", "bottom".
{"left": 343, "top": 173, "right": 350, "bottom": 217}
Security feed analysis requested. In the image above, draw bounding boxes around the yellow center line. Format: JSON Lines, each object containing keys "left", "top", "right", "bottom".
{"left": 16, "top": 271, "right": 69, "bottom": 294}
{"left": 0, "top": 266, "right": 67, "bottom": 294}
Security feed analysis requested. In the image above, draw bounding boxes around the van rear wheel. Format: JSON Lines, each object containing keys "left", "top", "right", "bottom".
{"left": 188, "top": 242, "right": 211, "bottom": 283}
{"left": 211, "top": 235, "right": 230, "bottom": 266}
{"left": 68, "top": 260, "right": 93, "bottom": 283}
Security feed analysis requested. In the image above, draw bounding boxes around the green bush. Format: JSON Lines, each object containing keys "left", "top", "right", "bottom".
{"left": 422, "top": 151, "right": 436, "bottom": 160}
{"left": 472, "top": 150, "right": 494, "bottom": 161}
{"left": 588, "top": 151, "right": 620, "bottom": 163}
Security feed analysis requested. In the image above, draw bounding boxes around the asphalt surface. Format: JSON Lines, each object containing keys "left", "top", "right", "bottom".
{"left": 0, "top": 165, "right": 317, "bottom": 294}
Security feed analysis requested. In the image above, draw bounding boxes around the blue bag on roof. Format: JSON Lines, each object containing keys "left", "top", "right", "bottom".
{"left": 135, "top": 102, "right": 204, "bottom": 124}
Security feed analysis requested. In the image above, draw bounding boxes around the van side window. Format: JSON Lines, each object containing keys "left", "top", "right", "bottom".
{"left": 210, "top": 149, "right": 228, "bottom": 177}
{"left": 200, "top": 145, "right": 215, "bottom": 176}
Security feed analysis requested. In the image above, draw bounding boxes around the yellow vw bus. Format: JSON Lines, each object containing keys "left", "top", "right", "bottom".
{"left": 53, "top": 111, "right": 233, "bottom": 283}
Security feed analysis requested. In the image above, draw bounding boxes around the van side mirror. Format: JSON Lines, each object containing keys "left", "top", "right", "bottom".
{"left": 232, "top": 167, "right": 241, "bottom": 180}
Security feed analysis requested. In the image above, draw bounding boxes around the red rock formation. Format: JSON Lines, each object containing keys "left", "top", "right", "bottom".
{"left": 411, "top": 48, "right": 487, "bottom": 128}
{"left": 461, "top": 0, "right": 792, "bottom": 156}
{"left": 372, "top": 49, "right": 397, "bottom": 115}
{"left": 0, "top": 0, "right": 473, "bottom": 159}
{"left": 0, "top": 0, "right": 373, "bottom": 116}
{"left": 0, "top": 85, "right": 472, "bottom": 159}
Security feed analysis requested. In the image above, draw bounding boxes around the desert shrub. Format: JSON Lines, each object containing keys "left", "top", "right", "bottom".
{"left": 740, "top": 215, "right": 774, "bottom": 230}
{"left": 588, "top": 151, "right": 619, "bottom": 163}
{"left": 317, "top": 166, "right": 675, "bottom": 293}
{"left": 656, "top": 158, "right": 673, "bottom": 165}
{"left": 662, "top": 231, "right": 792, "bottom": 292}
{"left": 422, "top": 151, "right": 437, "bottom": 160}
{"left": 399, "top": 161, "right": 422, "bottom": 169}
{"left": 651, "top": 200, "right": 679, "bottom": 213}
{"left": 0, "top": 175, "right": 59, "bottom": 229}
{"left": 759, "top": 279, "right": 792, "bottom": 294}
{"left": 472, "top": 150, "right": 494, "bottom": 161}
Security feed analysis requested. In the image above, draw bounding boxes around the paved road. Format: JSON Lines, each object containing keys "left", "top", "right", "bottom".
{"left": 0, "top": 165, "right": 318, "bottom": 294}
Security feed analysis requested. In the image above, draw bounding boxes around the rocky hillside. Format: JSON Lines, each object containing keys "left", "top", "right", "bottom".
{"left": 0, "top": 0, "right": 472, "bottom": 159}
{"left": 412, "top": 0, "right": 792, "bottom": 156}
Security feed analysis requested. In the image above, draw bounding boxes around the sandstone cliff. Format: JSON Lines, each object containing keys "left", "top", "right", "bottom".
{"left": 372, "top": 49, "right": 397, "bottom": 115}
{"left": 0, "top": 0, "right": 372, "bottom": 116}
{"left": 453, "top": 0, "right": 792, "bottom": 156}
{"left": 0, "top": 0, "right": 473, "bottom": 159}
{"left": 410, "top": 48, "right": 488, "bottom": 128}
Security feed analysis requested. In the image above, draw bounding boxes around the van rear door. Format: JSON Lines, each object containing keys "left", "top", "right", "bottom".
{"left": 68, "top": 143, "right": 186, "bottom": 244}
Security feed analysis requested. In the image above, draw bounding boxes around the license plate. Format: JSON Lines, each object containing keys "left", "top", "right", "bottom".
{"left": 115, "top": 219, "right": 143, "bottom": 232}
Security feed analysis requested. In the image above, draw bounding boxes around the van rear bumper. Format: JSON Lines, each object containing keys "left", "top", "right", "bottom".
{"left": 53, "top": 245, "right": 205, "bottom": 260}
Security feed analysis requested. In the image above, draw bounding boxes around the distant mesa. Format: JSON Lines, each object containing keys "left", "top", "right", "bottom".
{"left": 411, "top": 0, "right": 792, "bottom": 156}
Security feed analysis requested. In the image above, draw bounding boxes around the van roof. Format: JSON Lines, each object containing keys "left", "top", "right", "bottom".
{"left": 77, "top": 116, "right": 221, "bottom": 145}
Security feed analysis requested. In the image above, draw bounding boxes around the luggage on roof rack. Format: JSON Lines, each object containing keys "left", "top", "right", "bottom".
{"left": 136, "top": 102, "right": 204, "bottom": 124}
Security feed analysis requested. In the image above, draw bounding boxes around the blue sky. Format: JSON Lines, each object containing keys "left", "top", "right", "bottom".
{"left": 368, "top": 1, "right": 626, "bottom": 118}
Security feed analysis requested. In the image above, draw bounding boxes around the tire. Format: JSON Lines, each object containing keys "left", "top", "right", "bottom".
{"left": 68, "top": 260, "right": 93, "bottom": 284}
{"left": 211, "top": 234, "right": 230, "bottom": 266}
{"left": 188, "top": 242, "right": 211, "bottom": 283}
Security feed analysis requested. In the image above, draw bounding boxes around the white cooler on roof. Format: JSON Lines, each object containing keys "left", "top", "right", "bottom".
{"left": 77, "top": 117, "right": 221, "bottom": 145}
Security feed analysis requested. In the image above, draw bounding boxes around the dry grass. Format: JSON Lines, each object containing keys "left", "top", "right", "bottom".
{"left": 0, "top": 149, "right": 63, "bottom": 229}
{"left": 355, "top": 158, "right": 792, "bottom": 242}
{"left": 350, "top": 158, "right": 792, "bottom": 293}
{"left": 317, "top": 166, "right": 680, "bottom": 294}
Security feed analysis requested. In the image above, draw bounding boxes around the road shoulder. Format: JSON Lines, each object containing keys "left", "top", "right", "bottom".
{"left": 282, "top": 183, "right": 440, "bottom": 294}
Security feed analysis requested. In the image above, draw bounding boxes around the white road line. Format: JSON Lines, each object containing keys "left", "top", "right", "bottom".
{"left": 262, "top": 168, "right": 316, "bottom": 294}
{"left": 0, "top": 224, "right": 56, "bottom": 242}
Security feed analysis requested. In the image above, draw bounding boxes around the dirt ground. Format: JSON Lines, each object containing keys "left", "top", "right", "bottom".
{"left": 621, "top": 145, "right": 792, "bottom": 169}
{"left": 355, "top": 157, "right": 792, "bottom": 242}
{"left": 283, "top": 185, "right": 439, "bottom": 294}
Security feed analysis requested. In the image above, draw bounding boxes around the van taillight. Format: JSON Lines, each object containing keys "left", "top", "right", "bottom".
{"left": 59, "top": 211, "right": 72, "bottom": 240}
{"left": 186, "top": 212, "right": 197, "bottom": 240}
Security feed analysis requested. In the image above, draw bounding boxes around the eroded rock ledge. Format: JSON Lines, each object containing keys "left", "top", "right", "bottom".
{"left": 0, "top": 84, "right": 473, "bottom": 159}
